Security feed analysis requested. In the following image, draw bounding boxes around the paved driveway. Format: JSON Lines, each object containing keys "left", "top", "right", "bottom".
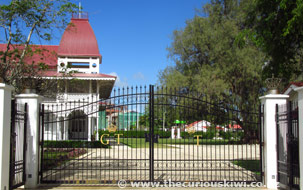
{"left": 42, "top": 144, "right": 260, "bottom": 183}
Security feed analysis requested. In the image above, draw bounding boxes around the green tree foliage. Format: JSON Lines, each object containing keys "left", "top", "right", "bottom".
{"left": 0, "top": 0, "right": 78, "bottom": 93}
{"left": 158, "top": 0, "right": 264, "bottom": 141}
{"left": 245, "top": 0, "right": 303, "bottom": 82}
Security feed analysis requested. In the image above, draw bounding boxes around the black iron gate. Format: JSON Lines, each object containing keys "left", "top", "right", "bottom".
{"left": 276, "top": 102, "right": 300, "bottom": 190}
{"left": 10, "top": 100, "right": 28, "bottom": 190}
{"left": 39, "top": 85, "right": 262, "bottom": 185}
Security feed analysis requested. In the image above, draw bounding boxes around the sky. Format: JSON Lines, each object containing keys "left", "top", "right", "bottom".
{"left": 78, "top": 0, "right": 210, "bottom": 87}
{"left": 2, "top": 0, "right": 210, "bottom": 87}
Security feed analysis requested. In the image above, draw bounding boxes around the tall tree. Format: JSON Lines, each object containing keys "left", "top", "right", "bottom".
{"left": 245, "top": 0, "right": 303, "bottom": 82}
{"left": 159, "top": 0, "right": 264, "bottom": 141}
{"left": 0, "top": 0, "right": 78, "bottom": 93}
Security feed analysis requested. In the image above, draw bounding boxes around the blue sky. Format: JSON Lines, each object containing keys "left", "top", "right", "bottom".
{"left": 79, "top": 0, "right": 210, "bottom": 87}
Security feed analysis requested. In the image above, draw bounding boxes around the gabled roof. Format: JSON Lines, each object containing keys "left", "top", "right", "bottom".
{"left": 0, "top": 44, "right": 58, "bottom": 69}
{"left": 0, "top": 44, "right": 116, "bottom": 79}
{"left": 58, "top": 18, "right": 102, "bottom": 60}
{"left": 187, "top": 120, "right": 211, "bottom": 127}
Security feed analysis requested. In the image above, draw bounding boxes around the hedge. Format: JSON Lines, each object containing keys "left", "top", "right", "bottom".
{"left": 181, "top": 130, "right": 216, "bottom": 139}
{"left": 43, "top": 140, "right": 110, "bottom": 148}
{"left": 98, "top": 130, "right": 171, "bottom": 139}
{"left": 96, "top": 130, "right": 243, "bottom": 140}
{"left": 219, "top": 131, "right": 244, "bottom": 140}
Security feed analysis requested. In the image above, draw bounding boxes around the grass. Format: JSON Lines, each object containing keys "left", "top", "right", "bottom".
{"left": 232, "top": 160, "right": 261, "bottom": 175}
{"left": 43, "top": 151, "right": 69, "bottom": 160}
{"left": 158, "top": 138, "right": 237, "bottom": 145}
{"left": 119, "top": 137, "right": 243, "bottom": 148}
{"left": 43, "top": 151, "right": 69, "bottom": 170}
{"left": 119, "top": 138, "right": 173, "bottom": 148}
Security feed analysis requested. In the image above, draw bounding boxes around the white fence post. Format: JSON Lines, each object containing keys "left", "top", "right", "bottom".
{"left": 294, "top": 87, "right": 303, "bottom": 190}
{"left": 15, "top": 94, "right": 43, "bottom": 189}
{"left": 260, "top": 94, "right": 289, "bottom": 189}
{"left": 0, "top": 83, "right": 14, "bottom": 190}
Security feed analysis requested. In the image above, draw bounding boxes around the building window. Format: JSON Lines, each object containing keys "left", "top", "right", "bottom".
{"left": 68, "top": 62, "right": 90, "bottom": 69}
{"left": 60, "top": 62, "right": 65, "bottom": 67}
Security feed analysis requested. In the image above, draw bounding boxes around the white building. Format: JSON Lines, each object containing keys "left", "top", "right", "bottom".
{"left": 283, "top": 82, "right": 303, "bottom": 108}
{"left": 185, "top": 120, "right": 211, "bottom": 132}
{"left": 1, "top": 12, "right": 116, "bottom": 141}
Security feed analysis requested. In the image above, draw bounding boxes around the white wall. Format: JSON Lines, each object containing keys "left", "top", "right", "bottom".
{"left": 294, "top": 87, "right": 303, "bottom": 190}
{"left": 16, "top": 94, "right": 42, "bottom": 189}
{"left": 0, "top": 84, "right": 14, "bottom": 190}
{"left": 57, "top": 57, "right": 100, "bottom": 73}
{"left": 260, "top": 94, "right": 289, "bottom": 189}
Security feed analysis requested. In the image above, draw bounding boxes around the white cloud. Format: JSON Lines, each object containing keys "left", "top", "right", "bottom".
{"left": 133, "top": 72, "right": 145, "bottom": 80}
{"left": 108, "top": 72, "right": 128, "bottom": 87}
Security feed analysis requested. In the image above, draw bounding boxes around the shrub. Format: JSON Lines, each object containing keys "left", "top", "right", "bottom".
{"left": 181, "top": 130, "right": 215, "bottom": 139}
{"left": 42, "top": 148, "right": 88, "bottom": 170}
{"left": 154, "top": 131, "right": 170, "bottom": 138}
{"left": 219, "top": 131, "right": 244, "bottom": 140}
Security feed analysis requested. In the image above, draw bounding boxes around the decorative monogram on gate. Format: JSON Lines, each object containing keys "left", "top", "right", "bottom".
{"left": 107, "top": 124, "right": 117, "bottom": 133}
{"left": 100, "top": 134, "right": 123, "bottom": 145}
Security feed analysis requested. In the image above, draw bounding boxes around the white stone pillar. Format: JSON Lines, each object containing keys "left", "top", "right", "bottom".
{"left": 64, "top": 82, "right": 68, "bottom": 101}
{"left": 294, "top": 87, "right": 303, "bottom": 190}
{"left": 15, "top": 94, "right": 43, "bottom": 189}
{"left": 64, "top": 119, "right": 68, "bottom": 140}
{"left": 96, "top": 81, "right": 100, "bottom": 140}
{"left": 259, "top": 94, "right": 289, "bottom": 189}
{"left": 59, "top": 117, "right": 65, "bottom": 140}
{"left": 0, "top": 84, "right": 14, "bottom": 190}
{"left": 96, "top": 115, "right": 99, "bottom": 141}
{"left": 56, "top": 118, "right": 60, "bottom": 140}
{"left": 177, "top": 128, "right": 181, "bottom": 139}
{"left": 88, "top": 116, "right": 92, "bottom": 141}
{"left": 171, "top": 128, "right": 175, "bottom": 139}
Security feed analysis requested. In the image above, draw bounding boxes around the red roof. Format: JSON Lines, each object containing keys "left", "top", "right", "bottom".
{"left": 289, "top": 82, "right": 303, "bottom": 87}
{"left": 187, "top": 120, "right": 210, "bottom": 129}
{"left": 187, "top": 121, "right": 200, "bottom": 127}
{"left": 216, "top": 126, "right": 223, "bottom": 130}
{"left": 58, "top": 18, "right": 102, "bottom": 60}
{"left": 1, "top": 17, "right": 107, "bottom": 79}
{"left": 42, "top": 70, "right": 116, "bottom": 79}
{"left": 283, "top": 82, "right": 303, "bottom": 94}
{"left": 227, "top": 124, "right": 242, "bottom": 129}
{"left": 0, "top": 44, "right": 58, "bottom": 69}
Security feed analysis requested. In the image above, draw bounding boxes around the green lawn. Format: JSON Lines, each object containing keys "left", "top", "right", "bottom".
{"left": 119, "top": 137, "right": 242, "bottom": 148}
{"left": 158, "top": 138, "right": 235, "bottom": 145}
{"left": 119, "top": 138, "right": 173, "bottom": 148}
{"left": 43, "top": 151, "right": 69, "bottom": 170}
{"left": 44, "top": 151, "right": 69, "bottom": 160}
{"left": 232, "top": 160, "right": 261, "bottom": 175}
